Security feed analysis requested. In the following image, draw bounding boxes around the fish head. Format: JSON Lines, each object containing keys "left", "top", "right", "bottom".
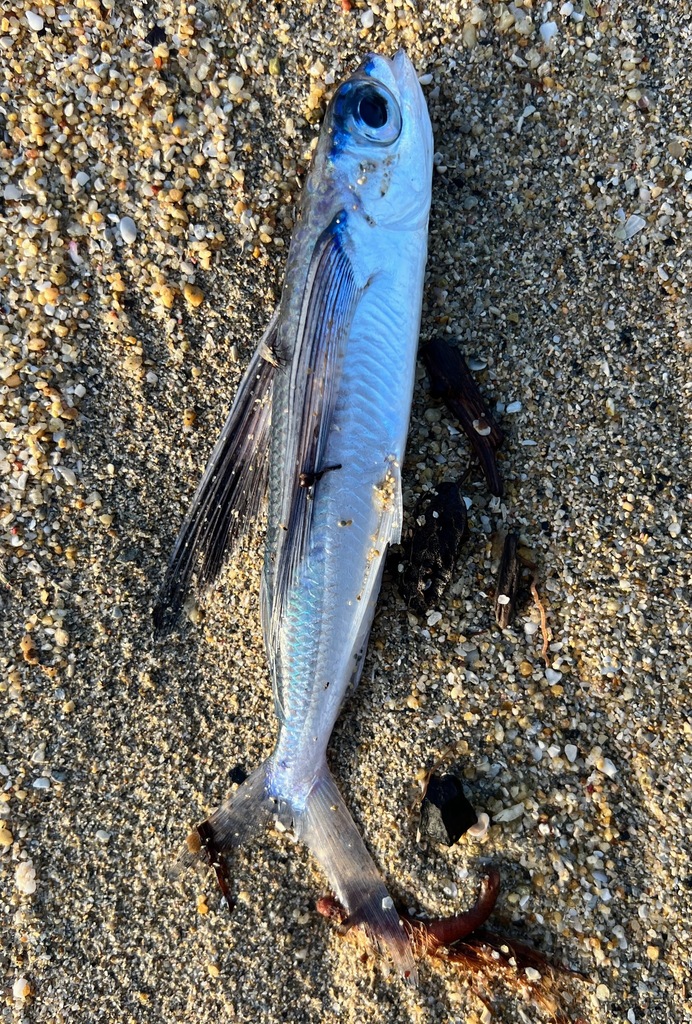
{"left": 315, "top": 50, "right": 433, "bottom": 231}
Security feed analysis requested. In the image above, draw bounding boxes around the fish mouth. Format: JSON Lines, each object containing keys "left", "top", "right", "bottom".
{"left": 355, "top": 49, "right": 416, "bottom": 94}
{"left": 391, "top": 48, "right": 419, "bottom": 86}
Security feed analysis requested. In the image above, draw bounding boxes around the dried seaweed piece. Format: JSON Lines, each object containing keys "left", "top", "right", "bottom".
{"left": 398, "top": 480, "right": 468, "bottom": 616}
{"left": 530, "top": 579, "right": 552, "bottom": 665}
{"left": 494, "top": 532, "right": 521, "bottom": 628}
{"left": 317, "top": 869, "right": 500, "bottom": 949}
{"left": 317, "top": 869, "right": 588, "bottom": 1024}
{"left": 418, "top": 772, "right": 478, "bottom": 846}
{"left": 422, "top": 338, "right": 504, "bottom": 497}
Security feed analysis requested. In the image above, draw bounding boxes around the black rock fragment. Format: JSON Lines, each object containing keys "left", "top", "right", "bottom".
{"left": 229, "top": 764, "right": 248, "bottom": 785}
{"left": 145, "top": 24, "right": 167, "bottom": 46}
{"left": 116, "top": 546, "right": 142, "bottom": 564}
{"left": 419, "top": 773, "right": 479, "bottom": 846}
{"left": 422, "top": 338, "right": 504, "bottom": 497}
{"left": 398, "top": 480, "right": 468, "bottom": 616}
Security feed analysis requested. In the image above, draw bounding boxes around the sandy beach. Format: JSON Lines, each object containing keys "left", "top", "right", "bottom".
{"left": 1, "top": 1, "right": 690, "bottom": 1022}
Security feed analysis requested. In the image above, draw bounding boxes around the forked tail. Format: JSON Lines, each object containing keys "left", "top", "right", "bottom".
{"left": 184, "top": 757, "right": 416, "bottom": 981}
{"left": 296, "top": 766, "right": 416, "bottom": 981}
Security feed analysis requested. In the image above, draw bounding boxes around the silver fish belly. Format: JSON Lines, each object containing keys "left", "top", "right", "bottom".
{"left": 155, "top": 50, "right": 433, "bottom": 979}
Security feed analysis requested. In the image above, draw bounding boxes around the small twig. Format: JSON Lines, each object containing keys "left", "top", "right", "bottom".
{"left": 530, "top": 579, "right": 551, "bottom": 665}
{"left": 494, "top": 532, "right": 520, "bottom": 628}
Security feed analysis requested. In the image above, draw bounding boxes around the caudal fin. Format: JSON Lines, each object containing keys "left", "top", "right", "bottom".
{"left": 295, "top": 768, "right": 416, "bottom": 982}
{"left": 184, "top": 759, "right": 415, "bottom": 981}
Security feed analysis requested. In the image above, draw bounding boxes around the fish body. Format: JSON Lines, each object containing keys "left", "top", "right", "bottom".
{"left": 155, "top": 51, "right": 433, "bottom": 977}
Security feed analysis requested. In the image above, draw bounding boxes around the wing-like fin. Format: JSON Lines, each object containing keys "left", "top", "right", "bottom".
{"left": 268, "top": 214, "right": 362, "bottom": 644}
{"left": 153, "top": 314, "right": 279, "bottom": 632}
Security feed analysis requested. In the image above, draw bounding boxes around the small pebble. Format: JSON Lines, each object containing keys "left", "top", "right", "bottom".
{"left": 493, "top": 802, "right": 524, "bottom": 823}
{"left": 565, "top": 744, "right": 578, "bottom": 763}
{"left": 624, "top": 214, "right": 646, "bottom": 239}
{"left": 12, "top": 977, "right": 31, "bottom": 1002}
{"left": 599, "top": 758, "right": 618, "bottom": 779}
{"left": 466, "top": 812, "right": 490, "bottom": 839}
{"left": 119, "top": 216, "right": 138, "bottom": 244}
{"left": 467, "top": 357, "right": 487, "bottom": 371}
{"left": 360, "top": 9, "right": 374, "bottom": 29}
{"left": 54, "top": 628, "right": 69, "bottom": 647}
{"left": 472, "top": 418, "right": 492, "bottom": 437}
{"left": 26, "top": 10, "right": 44, "bottom": 31}
{"left": 20, "top": 634, "right": 38, "bottom": 664}
{"left": 184, "top": 284, "right": 204, "bottom": 308}
{"left": 539, "top": 21, "right": 558, "bottom": 43}
{"left": 15, "top": 860, "right": 37, "bottom": 895}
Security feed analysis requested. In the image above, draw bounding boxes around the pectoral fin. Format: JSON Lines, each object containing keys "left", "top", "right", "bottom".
{"left": 153, "top": 313, "right": 278, "bottom": 632}
{"left": 268, "top": 213, "right": 362, "bottom": 642}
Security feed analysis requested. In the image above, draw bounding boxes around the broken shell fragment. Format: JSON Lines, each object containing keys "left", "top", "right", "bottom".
{"left": 418, "top": 772, "right": 479, "bottom": 846}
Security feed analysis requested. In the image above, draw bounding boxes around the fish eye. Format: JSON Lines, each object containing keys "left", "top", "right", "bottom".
{"left": 357, "top": 90, "right": 388, "bottom": 130}
{"left": 331, "top": 79, "right": 402, "bottom": 146}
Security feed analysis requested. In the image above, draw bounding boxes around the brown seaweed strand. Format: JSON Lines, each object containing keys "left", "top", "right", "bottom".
{"left": 530, "top": 578, "right": 552, "bottom": 665}
{"left": 404, "top": 869, "right": 501, "bottom": 951}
